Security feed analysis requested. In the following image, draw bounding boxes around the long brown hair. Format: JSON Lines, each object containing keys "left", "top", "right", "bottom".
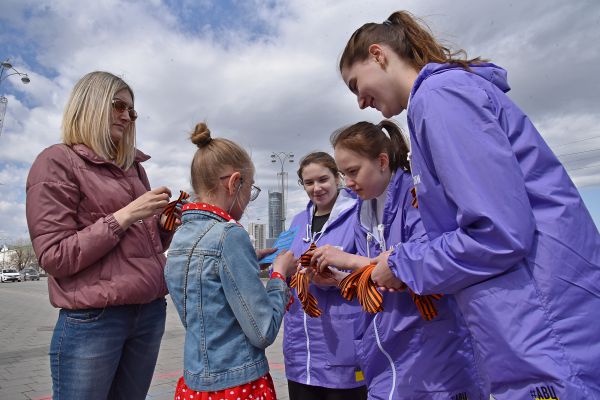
{"left": 340, "top": 11, "right": 485, "bottom": 72}
{"left": 331, "top": 120, "right": 410, "bottom": 173}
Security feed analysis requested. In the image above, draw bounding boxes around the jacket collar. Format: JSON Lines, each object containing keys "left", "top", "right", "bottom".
{"left": 301, "top": 188, "right": 357, "bottom": 244}
{"left": 410, "top": 62, "right": 510, "bottom": 101}
{"left": 71, "top": 143, "right": 150, "bottom": 167}
{"left": 305, "top": 188, "right": 356, "bottom": 230}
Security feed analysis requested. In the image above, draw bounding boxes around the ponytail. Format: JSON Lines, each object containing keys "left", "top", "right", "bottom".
{"left": 331, "top": 120, "right": 410, "bottom": 173}
{"left": 377, "top": 120, "right": 410, "bottom": 172}
{"left": 340, "top": 10, "right": 485, "bottom": 72}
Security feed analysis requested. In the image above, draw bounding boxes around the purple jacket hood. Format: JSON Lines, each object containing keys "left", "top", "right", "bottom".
{"left": 412, "top": 62, "right": 510, "bottom": 99}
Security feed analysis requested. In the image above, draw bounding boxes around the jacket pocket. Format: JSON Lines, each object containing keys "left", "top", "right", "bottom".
{"left": 533, "top": 232, "right": 600, "bottom": 299}
{"left": 325, "top": 314, "right": 362, "bottom": 367}
{"left": 454, "top": 265, "right": 572, "bottom": 389}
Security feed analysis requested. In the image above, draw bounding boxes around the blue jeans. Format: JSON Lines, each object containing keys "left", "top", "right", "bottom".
{"left": 50, "top": 297, "right": 167, "bottom": 400}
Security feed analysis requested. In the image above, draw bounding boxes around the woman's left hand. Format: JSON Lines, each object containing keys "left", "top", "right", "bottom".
{"left": 371, "top": 251, "right": 406, "bottom": 292}
{"left": 256, "top": 248, "right": 278, "bottom": 269}
{"left": 310, "top": 244, "right": 352, "bottom": 271}
{"left": 304, "top": 266, "right": 349, "bottom": 287}
{"left": 159, "top": 205, "right": 182, "bottom": 230}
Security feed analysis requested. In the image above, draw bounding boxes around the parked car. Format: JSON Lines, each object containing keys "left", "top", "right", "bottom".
{"left": 20, "top": 268, "right": 40, "bottom": 281}
{"left": 1, "top": 268, "right": 21, "bottom": 282}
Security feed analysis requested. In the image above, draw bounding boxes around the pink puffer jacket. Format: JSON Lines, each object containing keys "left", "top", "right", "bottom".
{"left": 26, "top": 144, "right": 171, "bottom": 309}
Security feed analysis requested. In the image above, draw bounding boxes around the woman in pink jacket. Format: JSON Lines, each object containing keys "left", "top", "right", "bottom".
{"left": 26, "top": 71, "right": 176, "bottom": 400}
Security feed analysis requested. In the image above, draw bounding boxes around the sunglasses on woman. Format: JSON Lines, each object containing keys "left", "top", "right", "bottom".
{"left": 112, "top": 99, "right": 138, "bottom": 121}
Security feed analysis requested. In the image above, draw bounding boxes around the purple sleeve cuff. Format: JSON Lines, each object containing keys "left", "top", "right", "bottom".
{"left": 387, "top": 247, "right": 403, "bottom": 281}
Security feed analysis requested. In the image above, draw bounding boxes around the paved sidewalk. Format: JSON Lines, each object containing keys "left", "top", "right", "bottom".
{"left": 0, "top": 280, "right": 289, "bottom": 400}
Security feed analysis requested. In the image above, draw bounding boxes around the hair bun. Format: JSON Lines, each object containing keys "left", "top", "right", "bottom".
{"left": 190, "top": 122, "right": 212, "bottom": 148}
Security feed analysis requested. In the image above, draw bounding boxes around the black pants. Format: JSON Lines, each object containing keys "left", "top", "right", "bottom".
{"left": 288, "top": 379, "right": 368, "bottom": 400}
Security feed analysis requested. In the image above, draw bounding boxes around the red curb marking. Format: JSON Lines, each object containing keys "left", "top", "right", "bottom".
{"left": 153, "top": 369, "right": 183, "bottom": 380}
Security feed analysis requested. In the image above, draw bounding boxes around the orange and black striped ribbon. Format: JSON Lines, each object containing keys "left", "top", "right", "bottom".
{"left": 339, "top": 264, "right": 442, "bottom": 320}
{"left": 289, "top": 243, "right": 322, "bottom": 318}
{"left": 409, "top": 290, "right": 443, "bottom": 321}
{"left": 339, "top": 264, "right": 383, "bottom": 313}
{"left": 161, "top": 190, "right": 190, "bottom": 231}
{"left": 410, "top": 187, "right": 419, "bottom": 209}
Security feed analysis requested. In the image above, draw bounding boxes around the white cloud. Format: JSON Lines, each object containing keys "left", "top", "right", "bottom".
{"left": 1, "top": 0, "right": 599, "bottom": 242}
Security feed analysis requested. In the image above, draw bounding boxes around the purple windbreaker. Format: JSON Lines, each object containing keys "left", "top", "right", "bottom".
{"left": 390, "top": 63, "right": 600, "bottom": 398}
{"left": 284, "top": 188, "right": 366, "bottom": 389}
{"left": 353, "top": 171, "right": 485, "bottom": 400}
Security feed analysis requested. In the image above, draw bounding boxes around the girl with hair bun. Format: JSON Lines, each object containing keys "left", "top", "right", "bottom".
{"left": 311, "top": 120, "right": 485, "bottom": 399}
{"left": 339, "top": 10, "right": 600, "bottom": 398}
{"left": 165, "top": 122, "right": 298, "bottom": 400}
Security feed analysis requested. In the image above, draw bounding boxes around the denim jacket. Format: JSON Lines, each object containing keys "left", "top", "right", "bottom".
{"left": 165, "top": 209, "right": 290, "bottom": 391}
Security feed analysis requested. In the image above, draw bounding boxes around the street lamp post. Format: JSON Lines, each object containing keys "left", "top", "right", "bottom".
{"left": 270, "top": 152, "right": 294, "bottom": 232}
{"left": 0, "top": 59, "right": 31, "bottom": 137}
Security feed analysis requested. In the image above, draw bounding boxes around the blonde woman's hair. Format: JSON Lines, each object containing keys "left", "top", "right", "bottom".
{"left": 62, "top": 71, "right": 136, "bottom": 169}
{"left": 189, "top": 122, "right": 253, "bottom": 198}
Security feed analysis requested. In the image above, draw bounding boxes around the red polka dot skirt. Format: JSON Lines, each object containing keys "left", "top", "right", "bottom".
{"left": 174, "top": 373, "right": 277, "bottom": 400}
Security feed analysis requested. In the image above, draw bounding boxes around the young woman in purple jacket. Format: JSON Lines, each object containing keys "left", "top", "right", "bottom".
{"left": 26, "top": 71, "right": 176, "bottom": 400}
{"left": 338, "top": 10, "right": 600, "bottom": 398}
{"left": 311, "top": 122, "right": 485, "bottom": 399}
{"left": 284, "top": 152, "right": 367, "bottom": 400}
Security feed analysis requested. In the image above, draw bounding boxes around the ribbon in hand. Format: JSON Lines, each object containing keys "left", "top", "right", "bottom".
{"left": 339, "top": 264, "right": 443, "bottom": 320}
{"left": 339, "top": 264, "right": 384, "bottom": 313}
{"left": 161, "top": 190, "right": 190, "bottom": 231}
{"left": 289, "top": 243, "right": 322, "bottom": 318}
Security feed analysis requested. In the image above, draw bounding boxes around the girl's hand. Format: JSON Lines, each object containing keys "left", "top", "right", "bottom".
{"left": 371, "top": 251, "right": 406, "bottom": 291}
{"left": 114, "top": 187, "right": 172, "bottom": 230}
{"left": 311, "top": 245, "right": 370, "bottom": 273}
{"left": 310, "top": 244, "right": 350, "bottom": 271}
{"left": 256, "top": 248, "right": 278, "bottom": 270}
{"left": 307, "top": 267, "right": 349, "bottom": 287}
{"left": 272, "top": 250, "right": 298, "bottom": 279}
{"left": 256, "top": 247, "right": 277, "bottom": 261}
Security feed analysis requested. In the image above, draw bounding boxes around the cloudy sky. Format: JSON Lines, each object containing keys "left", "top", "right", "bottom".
{"left": 1, "top": 0, "right": 599, "bottom": 244}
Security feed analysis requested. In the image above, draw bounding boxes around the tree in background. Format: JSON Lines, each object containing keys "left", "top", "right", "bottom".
{"left": 8, "top": 239, "right": 39, "bottom": 271}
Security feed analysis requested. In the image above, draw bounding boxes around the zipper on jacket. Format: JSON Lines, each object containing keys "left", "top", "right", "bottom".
{"left": 303, "top": 311, "right": 311, "bottom": 385}
{"left": 372, "top": 314, "right": 397, "bottom": 400}
{"left": 366, "top": 232, "right": 374, "bottom": 259}
{"left": 377, "top": 224, "right": 387, "bottom": 252}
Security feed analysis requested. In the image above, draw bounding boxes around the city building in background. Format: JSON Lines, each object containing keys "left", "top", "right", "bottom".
{"left": 247, "top": 222, "right": 266, "bottom": 251}
{"left": 268, "top": 190, "right": 284, "bottom": 239}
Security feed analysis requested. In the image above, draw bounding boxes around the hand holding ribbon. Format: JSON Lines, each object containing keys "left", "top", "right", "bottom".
{"left": 160, "top": 190, "right": 190, "bottom": 231}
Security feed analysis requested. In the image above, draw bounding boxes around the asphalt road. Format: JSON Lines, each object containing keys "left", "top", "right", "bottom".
{"left": 0, "top": 279, "right": 289, "bottom": 400}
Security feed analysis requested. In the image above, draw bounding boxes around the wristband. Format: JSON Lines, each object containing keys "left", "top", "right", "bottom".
{"left": 270, "top": 271, "right": 286, "bottom": 283}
